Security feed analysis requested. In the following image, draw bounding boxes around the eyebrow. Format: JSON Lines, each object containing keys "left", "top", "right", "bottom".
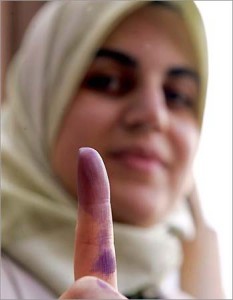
{"left": 167, "top": 68, "right": 200, "bottom": 85}
{"left": 95, "top": 48, "right": 200, "bottom": 84}
{"left": 95, "top": 48, "right": 137, "bottom": 67}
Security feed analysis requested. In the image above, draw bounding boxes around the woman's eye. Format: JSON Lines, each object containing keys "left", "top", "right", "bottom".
{"left": 85, "top": 74, "right": 118, "bottom": 91}
{"left": 83, "top": 73, "right": 134, "bottom": 96}
{"left": 164, "top": 88, "right": 195, "bottom": 111}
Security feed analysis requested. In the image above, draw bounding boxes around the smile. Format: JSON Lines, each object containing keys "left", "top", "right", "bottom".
{"left": 108, "top": 148, "right": 168, "bottom": 174}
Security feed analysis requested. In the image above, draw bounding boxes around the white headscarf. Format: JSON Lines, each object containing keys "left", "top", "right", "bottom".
{"left": 1, "top": 1, "right": 208, "bottom": 296}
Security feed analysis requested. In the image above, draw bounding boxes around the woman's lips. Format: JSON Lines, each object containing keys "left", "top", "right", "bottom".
{"left": 108, "top": 149, "right": 167, "bottom": 174}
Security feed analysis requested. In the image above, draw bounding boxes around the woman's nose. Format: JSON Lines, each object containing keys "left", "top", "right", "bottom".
{"left": 122, "top": 83, "right": 169, "bottom": 134}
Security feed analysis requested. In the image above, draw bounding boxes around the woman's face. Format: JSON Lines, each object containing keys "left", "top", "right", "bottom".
{"left": 51, "top": 5, "right": 200, "bottom": 227}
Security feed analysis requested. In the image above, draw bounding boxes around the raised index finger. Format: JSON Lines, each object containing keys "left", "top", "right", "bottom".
{"left": 74, "top": 147, "right": 117, "bottom": 289}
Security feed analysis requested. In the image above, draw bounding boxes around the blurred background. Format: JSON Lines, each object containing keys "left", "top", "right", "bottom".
{"left": 1, "top": 1, "right": 45, "bottom": 100}
{"left": 194, "top": 1, "right": 232, "bottom": 299}
{"left": 1, "top": 1, "right": 232, "bottom": 298}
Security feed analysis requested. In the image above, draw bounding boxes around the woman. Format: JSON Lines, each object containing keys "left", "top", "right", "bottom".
{"left": 1, "top": 1, "right": 224, "bottom": 299}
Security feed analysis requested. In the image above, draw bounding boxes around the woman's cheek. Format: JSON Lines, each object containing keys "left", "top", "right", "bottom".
{"left": 170, "top": 118, "right": 199, "bottom": 194}
{"left": 172, "top": 117, "right": 199, "bottom": 162}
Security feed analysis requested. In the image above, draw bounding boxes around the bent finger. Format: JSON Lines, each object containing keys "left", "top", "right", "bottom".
{"left": 60, "top": 276, "right": 126, "bottom": 299}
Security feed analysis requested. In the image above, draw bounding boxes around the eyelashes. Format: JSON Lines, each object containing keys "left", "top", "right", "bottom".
{"left": 82, "top": 72, "right": 197, "bottom": 113}
{"left": 82, "top": 73, "right": 136, "bottom": 97}
{"left": 164, "top": 87, "right": 196, "bottom": 111}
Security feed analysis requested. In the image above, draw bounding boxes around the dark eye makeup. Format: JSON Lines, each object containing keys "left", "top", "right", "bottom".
{"left": 82, "top": 71, "right": 136, "bottom": 97}
{"left": 163, "top": 73, "right": 199, "bottom": 114}
{"left": 81, "top": 50, "right": 199, "bottom": 116}
{"left": 82, "top": 71, "right": 198, "bottom": 115}
{"left": 164, "top": 87, "right": 196, "bottom": 110}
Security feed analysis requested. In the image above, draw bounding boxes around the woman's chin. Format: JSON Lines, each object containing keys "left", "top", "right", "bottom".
{"left": 111, "top": 191, "right": 171, "bottom": 227}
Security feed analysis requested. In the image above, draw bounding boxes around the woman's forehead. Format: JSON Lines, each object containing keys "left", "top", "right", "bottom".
{"left": 100, "top": 5, "right": 197, "bottom": 69}
{"left": 103, "top": 5, "right": 185, "bottom": 38}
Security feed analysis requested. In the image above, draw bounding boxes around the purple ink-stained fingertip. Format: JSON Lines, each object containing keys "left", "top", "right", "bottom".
{"left": 79, "top": 147, "right": 98, "bottom": 157}
{"left": 77, "top": 147, "right": 110, "bottom": 216}
{"left": 92, "top": 249, "right": 116, "bottom": 275}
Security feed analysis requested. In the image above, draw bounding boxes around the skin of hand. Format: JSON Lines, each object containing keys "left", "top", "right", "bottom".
{"left": 59, "top": 148, "right": 126, "bottom": 299}
{"left": 180, "top": 183, "right": 226, "bottom": 299}
{"left": 59, "top": 148, "right": 196, "bottom": 300}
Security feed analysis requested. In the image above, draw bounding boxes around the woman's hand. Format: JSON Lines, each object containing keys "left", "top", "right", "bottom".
{"left": 60, "top": 276, "right": 126, "bottom": 299}
{"left": 180, "top": 182, "right": 225, "bottom": 299}
{"left": 60, "top": 148, "right": 126, "bottom": 299}
{"left": 186, "top": 182, "right": 209, "bottom": 230}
